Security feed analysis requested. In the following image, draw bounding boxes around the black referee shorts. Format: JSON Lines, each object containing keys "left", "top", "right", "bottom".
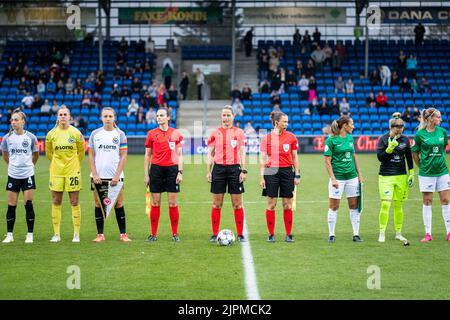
{"left": 149, "top": 164, "right": 180, "bottom": 193}
{"left": 211, "top": 164, "right": 244, "bottom": 194}
{"left": 262, "top": 167, "right": 295, "bottom": 198}
{"left": 6, "top": 175, "right": 36, "bottom": 192}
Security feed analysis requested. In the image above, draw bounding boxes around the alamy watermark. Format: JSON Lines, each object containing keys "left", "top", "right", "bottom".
{"left": 367, "top": 265, "right": 381, "bottom": 290}
{"left": 66, "top": 265, "right": 81, "bottom": 290}
{"left": 66, "top": 4, "right": 81, "bottom": 30}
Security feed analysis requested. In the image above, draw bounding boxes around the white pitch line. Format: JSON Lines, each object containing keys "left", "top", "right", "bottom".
{"left": 241, "top": 217, "right": 260, "bottom": 300}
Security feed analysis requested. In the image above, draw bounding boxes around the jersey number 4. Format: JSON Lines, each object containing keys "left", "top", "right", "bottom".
{"left": 69, "top": 177, "right": 79, "bottom": 186}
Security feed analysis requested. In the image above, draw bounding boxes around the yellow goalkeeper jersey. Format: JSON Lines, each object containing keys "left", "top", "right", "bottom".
{"left": 45, "top": 125, "right": 85, "bottom": 177}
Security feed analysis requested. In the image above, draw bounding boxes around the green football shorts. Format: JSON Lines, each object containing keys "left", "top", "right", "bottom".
{"left": 378, "top": 174, "right": 408, "bottom": 201}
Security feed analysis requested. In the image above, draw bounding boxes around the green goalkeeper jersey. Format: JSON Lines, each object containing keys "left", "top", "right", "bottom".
{"left": 412, "top": 126, "right": 448, "bottom": 177}
{"left": 324, "top": 134, "right": 357, "bottom": 180}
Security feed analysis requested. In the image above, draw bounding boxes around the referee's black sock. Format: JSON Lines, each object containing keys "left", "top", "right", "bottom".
{"left": 115, "top": 206, "right": 126, "bottom": 234}
{"left": 24, "top": 200, "right": 35, "bottom": 233}
{"left": 95, "top": 207, "right": 104, "bottom": 234}
{"left": 6, "top": 205, "right": 17, "bottom": 233}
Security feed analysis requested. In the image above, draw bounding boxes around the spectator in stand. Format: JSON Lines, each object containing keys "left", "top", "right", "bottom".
{"left": 162, "top": 62, "right": 173, "bottom": 89}
{"left": 48, "top": 79, "right": 57, "bottom": 94}
{"left": 121, "top": 85, "right": 131, "bottom": 103}
{"left": 298, "top": 74, "right": 309, "bottom": 100}
{"left": 336, "top": 41, "right": 347, "bottom": 65}
{"left": 313, "top": 27, "right": 321, "bottom": 44}
{"left": 268, "top": 51, "right": 279, "bottom": 80}
{"left": 81, "top": 94, "right": 91, "bottom": 108}
{"left": 302, "top": 30, "right": 312, "bottom": 53}
{"left": 414, "top": 22, "right": 425, "bottom": 46}
{"left": 196, "top": 68, "right": 204, "bottom": 100}
{"left": 318, "top": 97, "right": 328, "bottom": 115}
{"left": 308, "top": 97, "right": 319, "bottom": 115}
{"left": 113, "top": 64, "right": 123, "bottom": 81}
{"left": 419, "top": 77, "right": 432, "bottom": 93}
{"left": 91, "top": 92, "right": 102, "bottom": 109}
{"left": 366, "top": 91, "right": 377, "bottom": 108}
{"left": 339, "top": 98, "right": 351, "bottom": 116}
{"left": 272, "top": 102, "right": 281, "bottom": 113}
{"left": 244, "top": 122, "right": 257, "bottom": 136}
{"left": 305, "top": 59, "right": 316, "bottom": 78}
{"left": 334, "top": 76, "right": 345, "bottom": 94}
{"left": 157, "top": 83, "right": 167, "bottom": 107}
{"left": 322, "top": 121, "right": 332, "bottom": 136}
{"left": 36, "top": 79, "right": 46, "bottom": 94}
{"left": 244, "top": 27, "right": 254, "bottom": 57}
{"left": 311, "top": 46, "right": 326, "bottom": 70}
{"left": 179, "top": 72, "right": 189, "bottom": 100}
{"left": 293, "top": 28, "right": 302, "bottom": 47}
{"left": 21, "top": 92, "right": 34, "bottom": 109}
{"left": 400, "top": 77, "right": 411, "bottom": 92}
{"left": 74, "top": 78, "right": 83, "bottom": 94}
{"left": 323, "top": 43, "right": 333, "bottom": 67}
{"left": 346, "top": 78, "right": 355, "bottom": 94}
{"left": 270, "top": 91, "right": 281, "bottom": 106}
{"left": 406, "top": 55, "right": 417, "bottom": 78}
{"left": 146, "top": 107, "right": 157, "bottom": 124}
{"left": 3, "top": 65, "right": 15, "bottom": 81}
{"left": 132, "top": 77, "right": 142, "bottom": 94}
{"left": 294, "top": 60, "right": 304, "bottom": 77}
{"left": 379, "top": 65, "right": 392, "bottom": 87}
{"left": 330, "top": 97, "right": 340, "bottom": 115}
{"left": 241, "top": 84, "right": 252, "bottom": 101}
{"left": 259, "top": 79, "right": 270, "bottom": 93}
{"left": 411, "top": 78, "right": 419, "bottom": 93}
{"left": 370, "top": 68, "right": 381, "bottom": 86}
{"left": 270, "top": 68, "right": 282, "bottom": 91}
{"left": 232, "top": 98, "right": 245, "bottom": 117}
{"left": 167, "top": 85, "right": 178, "bottom": 102}
{"left": 391, "top": 70, "right": 400, "bottom": 87}
{"left": 308, "top": 88, "right": 317, "bottom": 104}
{"left": 127, "top": 98, "right": 139, "bottom": 118}
{"left": 231, "top": 85, "right": 241, "bottom": 103}
{"left": 401, "top": 105, "right": 420, "bottom": 123}
{"left": 40, "top": 99, "right": 51, "bottom": 116}
{"left": 136, "top": 106, "right": 145, "bottom": 124}
{"left": 285, "top": 70, "right": 296, "bottom": 88}
{"left": 259, "top": 48, "right": 269, "bottom": 80}
{"left": 308, "top": 76, "right": 317, "bottom": 92}
{"left": 57, "top": 79, "right": 65, "bottom": 93}
{"left": 376, "top": 91, "right": 388, "bottom": 107}
{"left": 74, "top": 115, "right": 87, "bottom": 134}
{"left": 65, "top": 78, "right": 74, "bottom": 94}
{"left": 140, "top": 91, "right": 152, "bottom": 109}
{"left": 51, "top": 100, "right": 60, "bottom": 114}
{"left": 32, "top": 94, "right": 43, "bottom": 110}
{"left": 279, "top": 67, "right": 286, "bottom": 88}
{"left": 397, "top": 50, "right": 407, "bottom": 77}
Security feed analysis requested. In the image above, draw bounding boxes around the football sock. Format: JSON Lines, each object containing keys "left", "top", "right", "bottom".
{"left": 234, "top": 208, "right": 244, "bottom": 236}
{"left": 441, "top": 204, "right": 450, "bottom": 234}
{"left": 423, "top": 205, "right": 432, "bottom": 234}
{"left": 379, "top": 200, "right": 391, "bottom": 233}
{"left": 150, "top": 205, "right": 160, "bottom": 236}
{"left": 211, "top": 207, "right": 221, "bottom": 236}
{"left": 52, "top": 204, "right": 62, "bottom": 235}
{"left": 24, "top": 200, "right": 35, "bottom": 233}
{"left": 349, "top": 209, "right": 360, "bottom": 236}
{"left": 327, "top": 209, "right": 337, "bottom": 236}
{"left": 115, "top": 206, "right": 126, "bottom": 234}
{"left": 94, "top": 207, "right": 104, "bottom": 234}
{"left": 6, "top": 205, "right": 17, "bottom": 233}
{"left": 283, "top": 208, "right": 293, "bottom": 235}
{"left": 266, "top": 209, "right": 275, "bottom": 235}
{"left": 393, "top": 200, "right": 404, "bottom": 234}
{"left": 71, "top": 204, "right": 81, "bottom": 235}
{"left": 169, "top": 206, "right": 179, "bottom": 236}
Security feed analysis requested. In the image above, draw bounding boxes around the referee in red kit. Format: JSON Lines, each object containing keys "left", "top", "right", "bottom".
{"left": 260, "top": 111, "right": 300, "bottom": 243}
{"left": 145, "top": 107, "right": 184, "bottom": 242}
{"left": 207, "top": 106, "right": 248, "bottom": 242}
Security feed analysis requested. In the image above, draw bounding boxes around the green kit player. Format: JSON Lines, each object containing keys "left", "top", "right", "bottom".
{"left": 376, "top": 113, "right": 414, "bottom": 243}
{"left": 412, "top": 108, "right": 450, "bottom": 242}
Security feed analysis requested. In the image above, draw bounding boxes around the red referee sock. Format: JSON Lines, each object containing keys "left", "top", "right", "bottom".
{"left": 283, "top": 208, "right": 293, "bottom": 236}
{"left": 234, "top": 208, "right": 244, "bottom": 236}
{"left": 211, "top": 207, "right": 221, "bottom": 236}
{"left": 266, "top": 209, "right": 275, "bottom": 235}
{"left": 150, "top": 205, "right": 160, "bottom": 236}
{"left": 169, "top": 206, "right": 179, "bottom": 236}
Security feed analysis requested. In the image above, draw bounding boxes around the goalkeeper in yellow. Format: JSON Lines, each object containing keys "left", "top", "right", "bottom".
{"left": 45, "top": 106, "right": 85, "bottom": 243}
{"left": 376, "top": 113, "right": 414, "bottom": 243}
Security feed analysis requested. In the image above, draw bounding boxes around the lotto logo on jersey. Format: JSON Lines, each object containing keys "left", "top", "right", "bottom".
{"left": 22, "top": 139, "right": 29, "bottom": 148}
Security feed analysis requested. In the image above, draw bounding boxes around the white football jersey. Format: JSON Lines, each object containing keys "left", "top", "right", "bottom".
{"left": 88, "top": 127, "right": 127, "bottom": 179}
{"left": 1, "top": 131, "right": 38, "bottom": 179}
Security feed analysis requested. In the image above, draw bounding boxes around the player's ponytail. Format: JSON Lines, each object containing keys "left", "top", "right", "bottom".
{"left": 270, "top": 111, "right": 286, "bottom": 127}
{"left": 331, "top": 115, "right": 351, "bottom": 137}
{"left": 8, "top": 108, "right": 26, "bottom": 136}
{"left": 418, "top": 107, "right": 437, "bottom": 130}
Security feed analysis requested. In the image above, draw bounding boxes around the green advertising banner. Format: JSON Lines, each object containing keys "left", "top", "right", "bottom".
{"left": 119, "top": 7, "right": 223, "bottom": 25}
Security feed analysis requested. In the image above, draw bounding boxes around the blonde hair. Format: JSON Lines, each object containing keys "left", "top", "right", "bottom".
{"left": 8, "top": 108, "right": 27, "bottom": 136}
{"left": 418, "top": 107, "right": 438, "bottom": 130}
{"left": 101, "top": 107, "right": 118, "bottom": 128}
{"left": 389, "top": 117, "right": 405, "bottom": 129}
{"left": 331, "top": 115, "right": 352, "bottom": 136}
{"left": 270, "top": 111, "right": 287, "bottom": 127}
{"left": 55, "top": 104, "right": 71, "bottom": 128}
{"left": 222, "top": 105, "right": 234, "bottom": 115}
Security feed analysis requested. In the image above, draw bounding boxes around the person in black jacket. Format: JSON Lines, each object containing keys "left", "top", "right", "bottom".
{"left": 376, "top": 112, "right": 414, "bottom": 244}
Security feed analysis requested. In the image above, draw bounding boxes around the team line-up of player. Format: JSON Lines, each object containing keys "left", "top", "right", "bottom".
{"left": 1, "top": 105, "right": 449, "bottom": 244}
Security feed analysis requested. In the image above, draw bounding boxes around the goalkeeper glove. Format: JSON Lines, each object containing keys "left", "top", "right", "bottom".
{"left": 408, "top": 169, "right": 415, "bottom": 188}
{"left": 386, "top": 137, "right": 399, "bottom": 154}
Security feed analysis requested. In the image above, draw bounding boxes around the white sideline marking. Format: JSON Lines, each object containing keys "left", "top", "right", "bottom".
{"left": 241, "top": 220, "right": 260, "bottom": 300}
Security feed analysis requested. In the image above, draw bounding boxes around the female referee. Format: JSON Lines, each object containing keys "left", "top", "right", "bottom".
{"left": 88, "top": 107, "right": 130, "bottom": 242}
{"left": 145, "top": 106, "right": 183, "bottom": 242}
{"left": 260, "top": 111, "right": 300, "bottom": 243}
{"left": 324, "top": 115, "right": 363, "bottom": 243}
{"left": 45, "top": 105, "right": 85, "bottom": 243}
{"left": 207, "top": 106, "right": 247, "bottom": 242}
{"left": 376, "top": 113, "right": 414, "bottom": 243}
{"left": 1, "top": 110, "right": 39, "bottom": 243}
{"left": 412, "top": 107, "right": 450, "bottom": 242}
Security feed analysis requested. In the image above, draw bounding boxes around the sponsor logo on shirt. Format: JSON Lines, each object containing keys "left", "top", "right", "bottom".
{"left": 55, "top": 145, "right": 73, "bottom": 151}
{"left": 10, "top": 148, "right": 28, "bottom": 154}
{"left": 98, "top": 144, "right": 117, "bottom": 150}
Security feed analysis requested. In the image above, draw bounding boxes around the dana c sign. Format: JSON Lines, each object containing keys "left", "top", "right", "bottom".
{"left": 381, "top": 7, "right": 450, "bottom": 24}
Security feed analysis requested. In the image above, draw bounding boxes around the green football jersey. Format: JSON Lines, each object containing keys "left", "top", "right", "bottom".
{"left": 324, "top": 134, "right": 358, "bottom": 180}
{"left": 412, "top": 126, "right": 448, "bottom": 177}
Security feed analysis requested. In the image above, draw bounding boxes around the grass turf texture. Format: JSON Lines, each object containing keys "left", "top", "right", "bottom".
{"left": 0, "top": 154, "right": 449, "bottom": 299}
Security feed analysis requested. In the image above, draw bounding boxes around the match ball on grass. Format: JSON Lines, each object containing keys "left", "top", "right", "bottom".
{"left": 403, "top": 240, "right": 410, "bottom": 247}
{"left": 217, "top": 229, "right": 235, "bottom": 246}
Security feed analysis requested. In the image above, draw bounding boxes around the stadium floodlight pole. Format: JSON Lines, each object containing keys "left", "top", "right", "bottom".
{"left": 230, "top": 0, "right": 236, "bottom": 90}
{"left": 364, "top": 5, "right": 369, "bottom": 78}
{"left": 98, "top": 1, "right": 104, "bottom": 71}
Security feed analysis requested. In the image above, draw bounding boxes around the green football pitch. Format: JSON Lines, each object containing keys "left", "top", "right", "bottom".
{"left": 0, "top": 154, "right": 449, "bottom": 300}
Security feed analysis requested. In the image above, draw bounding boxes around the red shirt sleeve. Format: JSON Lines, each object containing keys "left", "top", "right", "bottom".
{"left": 291, "top": 135, "right": 298, "bottom": 151}
{"left": 145, "top": 131, "right": 153, "bottom": 148}
{"left": 176, "top": 130, "right": 184, "bottom": 146}
{"left": 239, "top": 129, "right": 247, "bottom": 146}
{"left": 207, "top": 131, "right": 216, "bottom": 146}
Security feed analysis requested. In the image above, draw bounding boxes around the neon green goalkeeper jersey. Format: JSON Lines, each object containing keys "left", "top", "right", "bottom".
{"left": 324, "top": 134, "right": 357, "bottom": 180}
{"left": 412, "top": 126, "right": 448, "bottom": 177}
